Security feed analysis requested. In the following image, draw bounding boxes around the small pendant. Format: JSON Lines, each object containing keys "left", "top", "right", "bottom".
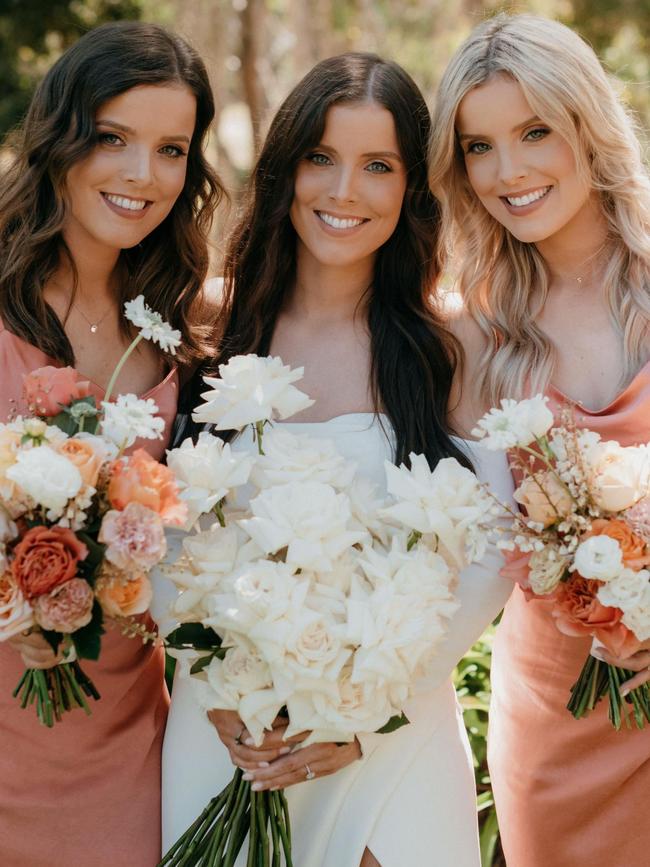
{"left": 576, "top": 276, "right": 583, "bottom": 284}
{"left": 90, "top": 324, "right": 98, "bottom": 333}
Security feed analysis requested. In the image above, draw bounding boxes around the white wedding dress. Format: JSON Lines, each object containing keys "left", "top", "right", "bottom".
{"left": 154, "top": 414, "right": 514, "bottom": 867}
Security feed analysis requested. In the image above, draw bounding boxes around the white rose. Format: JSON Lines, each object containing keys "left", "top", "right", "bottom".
{"left": 621, "top": 584, "right": 650, "bottom": 642}
{"left": 528, "top": 548, "right": 570, "bottom": 595}
{"left": 249, "top": 427, "right": 356, "bottom": 490}
{"left": 239, "top": 481, "right": 365, "bottom": 573}
{"left": 573, "top": 535, "right": 624, "bottom": 581}
{"left": 472, "top": 394, "right": 554, "bottom": 450}
{"left": 167, "top": 432, "right": 254, "bottom": 528}
{"left": 587, "top": 442, "right": 650, "bottom": 512}
{"left": 6, "top": 444, "right": 82, "bottom": 513}
{"left": 597, "top": 568, "right": 650, "bottom": 611}
{"left": 191, "top": 354, "right": 314, "bottom": 430}
{"left": 0, "top": 573, "right": 34, "bottom": 640}
{"left": 214, "top": 641, "right": 273, "bottom": 697}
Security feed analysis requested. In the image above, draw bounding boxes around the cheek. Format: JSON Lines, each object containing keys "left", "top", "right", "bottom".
{"left": 292, "top": 168, "right": 321, "bottom": 208}
{"left": 464, "top": 158, "right": 492, "bottom": 199}
{"left": 159, "top": 162, "right": 189, "bottom": 201}
{"left": 368, "top": 177, "right": 406, "bottom": 222}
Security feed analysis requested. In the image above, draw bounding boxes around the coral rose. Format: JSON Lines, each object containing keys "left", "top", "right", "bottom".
{"left": 583, "top": 518, "right": 650, "bottom": 572}
{"left": 23, "top": 366, "right": 92, "bottom": 417}
{"left": 11, "top": 526, "right": 88, "bottom": 600}
{"left": 34, "top": 577, "right": 94, "bottom": 633}
{"left": 107, "top": 449, "right": 186, "bottom": 526}
{"left": 552, "top": 576, "right": 641, "bottom": 657}
{"left": 56, "top": 438, "right": 103, "bottom": 487}
{"left": 514, "top": 471, "right": 573, "bottom": 528}
{"left": 0, "top": 572, "right": 34, "bottom": 638}
{"left": 96, "top": 573, "right": 152, "bottom": 617}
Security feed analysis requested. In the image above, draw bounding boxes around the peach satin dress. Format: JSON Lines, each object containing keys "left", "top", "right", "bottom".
{"left": 489, "top": 360, "right": 650, "bottom": 867}
{"left": 0, "top": 319, "right": 178, "bottom": 867}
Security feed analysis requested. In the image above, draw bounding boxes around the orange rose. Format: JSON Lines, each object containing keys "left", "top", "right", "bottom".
{"left": 96, "top": 574, "right": 152, "bottom": 618}
{"left": 56, "top": 438, "right": 103, "bottom": 488}
{"left": 22, "top": 366, "right": 92, "bottom": 417}
{"left": 583, "top": 518, "right": 650, "bottom": 571}
{"left": 11, "top": 526, "right": 88, "bottom": 600}
{"left": 552, "top": 576, "right": 641, "bottom": 657}
{"left": 107, "top": 449, "right": 186, "bottom": 526}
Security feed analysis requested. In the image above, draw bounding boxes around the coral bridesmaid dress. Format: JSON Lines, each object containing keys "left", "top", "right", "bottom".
{"left": 0, "top": 318, "right": 178, "bottom": 867}
{"left": 489, "top": 360, "right": 650, "bottom": 867}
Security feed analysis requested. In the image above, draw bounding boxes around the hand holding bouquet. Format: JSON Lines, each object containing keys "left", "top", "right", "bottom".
{"left": 0, "top": 296, "right": 186, "bottom": 726}
{"left": 160, "top": 354, "right": 495, "bottom": 867}
{"left": 473, "top": 395, "right": 650, "bottom": 729}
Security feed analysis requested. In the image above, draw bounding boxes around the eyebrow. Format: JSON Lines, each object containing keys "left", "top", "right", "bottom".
{"left": 316, "top": 144, "right": 403, "bottom": 162}
{"left": 457, "top": 115, "right": 542, "bottom": 143}
{"left": 96, "top": 118, "right": 191, "bottom": 144}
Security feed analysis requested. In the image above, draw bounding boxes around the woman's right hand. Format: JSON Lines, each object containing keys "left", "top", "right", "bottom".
{"left": 8, "top": 631, "right": 63, "bottom": 669}
{"left": 206, "top": 709, "right": 299, "bottom": 771}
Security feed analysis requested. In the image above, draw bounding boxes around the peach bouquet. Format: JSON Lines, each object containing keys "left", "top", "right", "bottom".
{"left": 474, "top": 395, "right": 650, "bottom": 729}
{"left": 0, "top": 296, "right": 186, "bottom": 726}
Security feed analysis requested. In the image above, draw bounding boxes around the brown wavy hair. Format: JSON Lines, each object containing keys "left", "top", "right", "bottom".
{"left": 0, "top": 21, "right": 224, "bottom": 367}
{"left": 182, "top": 53, "right": 470, "bottom": 470}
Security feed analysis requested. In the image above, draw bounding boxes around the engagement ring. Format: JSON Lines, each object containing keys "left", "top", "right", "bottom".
{"left": 235, "top": 725, "right": 246, "bottom": 745}
{"left": 304, "top": 764, "right": 316, "bottom": 781}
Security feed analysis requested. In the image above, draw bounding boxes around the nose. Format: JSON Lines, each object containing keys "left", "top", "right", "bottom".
{"left": 328, "top": 165, "right": 358, "bottom": 204}
{"left": 497, "top": 146, "right": 528, "bottom": 187}
{"left": 121, "top": 146, "right": 154, "bottom": 186}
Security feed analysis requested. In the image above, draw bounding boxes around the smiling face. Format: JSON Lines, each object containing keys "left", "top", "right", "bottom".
{"left": 62, "top": 83, "right": 197, "bottom": 255}
{"left": 456, "top": 74, "right": 596, "bottom": 245}
{"left": 289, "top": 101, "right": 408, "bottom": 273}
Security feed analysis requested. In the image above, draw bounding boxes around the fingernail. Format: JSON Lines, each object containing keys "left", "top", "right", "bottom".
{"left": 244, "top": 737, "right": 255, "bottom": 747}
{"left": 242, "top": 772, "right": 254, "bottom": 781}
{"left": 591, "top": 649, "right": 604, "bottom": 661}
{"left": 620, "top": 688, "right": 630, "bottom": 697}
{"left": 258, "top": 761, "right": 270, "bottom": 768}
{"left": 280, "top": 746, "right": 291, "bottom": 755}
{"left": 251, "top": 782, "right": 264, "bottom": 791}
{"left": 270, "top": 786, "right": 280, "bottom": 791}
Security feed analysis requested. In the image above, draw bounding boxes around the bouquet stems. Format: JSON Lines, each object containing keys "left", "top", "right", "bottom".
{"left": 12, "top": 661, "right": 100, "bottom": 727}
{"left": 159, "top": 768, "right": 293, "bottom": 867}
{"left": 567, "top": 654, "right": 650, "bottom": 730}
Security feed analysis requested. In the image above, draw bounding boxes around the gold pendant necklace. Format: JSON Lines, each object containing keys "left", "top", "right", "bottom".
{"left": 73, "top": 302, "right": 112, "bottom": 334}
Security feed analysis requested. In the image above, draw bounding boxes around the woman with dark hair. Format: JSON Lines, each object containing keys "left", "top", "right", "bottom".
{"left": 163, "top": 53, "right": 513, "bottom": 867}
{"left": 0, "top": 21, "right": 222, "bottom": 866}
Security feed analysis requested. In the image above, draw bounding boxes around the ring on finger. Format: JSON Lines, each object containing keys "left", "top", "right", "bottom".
{"left": 235, "top": 725, "right": 246, "bottom": 745}
{"left": 304, "top": 763, "right": 316, "bottom": 781}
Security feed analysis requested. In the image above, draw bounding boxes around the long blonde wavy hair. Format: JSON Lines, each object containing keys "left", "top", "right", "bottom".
{"left": 429, "top": 13, "right": 650, "bottom": 403}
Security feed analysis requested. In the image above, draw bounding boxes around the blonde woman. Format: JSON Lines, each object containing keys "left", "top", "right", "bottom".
{"left": 430, "top": 13, "right": 650, "bottom": 867}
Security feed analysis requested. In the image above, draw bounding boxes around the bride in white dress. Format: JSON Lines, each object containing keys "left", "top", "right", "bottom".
{"left": 157, "top": 53, "right": 514, "bottom": 867}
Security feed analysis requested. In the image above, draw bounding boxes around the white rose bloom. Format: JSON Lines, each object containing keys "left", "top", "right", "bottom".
{"left": 528, "top": 548, "right": 570, "bottom": 595}
{"left": 573, "top": 535, "right": 624, "bottom": 582}
{"left": 100, "top": 395, "right": 165, "bottom": 449}
{"left": 472, "top": 394, "right": 554, "bottom": 450}
{"left": 220, "top": 641, "right": 274, "bottom": 695}
{"left": 239, "top": 481, "right": 365, "bottom": 573}
{"left": 586, "top": 442, "right": 650, "bottom": 513}
{"left": 249, "top": 428, "right": 356, "bottom": 490}
{"left": 347, "top": 476, "right": 392, "bottom": 545}
{"left": 75, "top": 432, "right": 119, "bottom": 463}
{"left": 6, "top": 445, "right": 82, "bottom": 513}
{"left": 620, "top": 584, "right": 650, "bottom": 641}
{"left": 167, "top": 433, "right": 254, "bottom": 528}
{"left": 191, "top": 354, "right": 314, "bottom": 429}
{"left": 0, "top": 574, "right": 34, "bottom": 639}
{"left": 597, "top": 568, "right": 650, "bottom": 612}
{"left": 381, "top": 454, "right": 492, "bottom": 569}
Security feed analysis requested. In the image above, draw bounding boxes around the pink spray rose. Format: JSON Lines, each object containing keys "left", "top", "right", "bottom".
{"left": 99, "top": 502, "right": 167, "bottom": 572}
{"left": 34, "top": 577, "right": 94, "bottom": 633}
{"left": 22, "top": 366, "right": 92, "bottom": 417}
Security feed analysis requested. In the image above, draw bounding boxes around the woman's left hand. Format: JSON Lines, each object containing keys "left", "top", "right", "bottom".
{"left": 594, "top": 642, "right": 650, "bottom": 695}
{"left": 242, "top": 738, "right": 362, "bottom": 791}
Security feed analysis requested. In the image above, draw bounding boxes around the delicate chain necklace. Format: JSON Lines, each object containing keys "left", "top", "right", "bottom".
{"left": 72, "top": 301, "right": 113, "bottom": 334}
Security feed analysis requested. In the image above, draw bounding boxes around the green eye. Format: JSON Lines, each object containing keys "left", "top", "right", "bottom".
{"left": 525, "top": 127, "right": 550, "bottom": 141}
{"left": 466, "top": 141, "right": 491, "bottom": 155}
{"left": 307, "top": 152, "right": 331, "bottom": 166}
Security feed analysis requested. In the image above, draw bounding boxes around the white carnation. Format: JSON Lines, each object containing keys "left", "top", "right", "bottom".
{"left": 472, "top": 394, "right": 554, "bottom": 450}
{"left": 573, "top": 535, "right": 624, "bottom": 582}
{"left": 6, "top": 444, "right": 82, "bottom": 513}
{"left": 191, "top": 354, "right": 314, "bottom": 430}
{"left": 100, "top": 394, "right": 165, "bottom": 449}
{"left": 597, "top": 568, "right": 650, "bottom": 612}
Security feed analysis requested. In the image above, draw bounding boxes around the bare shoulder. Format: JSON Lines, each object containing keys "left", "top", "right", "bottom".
{"left": 446, "top": 306, "right": 490, "bottom": 437}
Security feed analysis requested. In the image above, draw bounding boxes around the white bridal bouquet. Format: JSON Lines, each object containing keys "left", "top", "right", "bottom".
{"left": 160, "top": 354, "right": 495, "bottom": 867}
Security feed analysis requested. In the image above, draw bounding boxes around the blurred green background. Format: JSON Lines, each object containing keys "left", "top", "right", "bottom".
{"left": 4, "top": 2, "right": 649, "bottom": 864}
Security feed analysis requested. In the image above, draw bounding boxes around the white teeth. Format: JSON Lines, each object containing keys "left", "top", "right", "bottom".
{"left": 317, "top": 212, "right": 364, "bottom": 230}
{"left": 506, "top": 187, "right": 550, "bottom": 207}
{"left": 104, "top": 194, "right": 148, "bottom": 211}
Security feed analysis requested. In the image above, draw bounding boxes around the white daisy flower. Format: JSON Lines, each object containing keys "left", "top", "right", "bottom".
{"left": 124, "top": 295, "right": 182, "bottom": 354}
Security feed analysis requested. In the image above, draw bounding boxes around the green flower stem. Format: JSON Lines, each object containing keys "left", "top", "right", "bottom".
{"left": 268, "top": 793, "right": 280, "bottom": 867}
{"left": 255, "top": 793, "right": 270, "bottom": 867}
{"left": 246, "top": 790, "right": 258, "bottom": 867}
{"left": 223, "top": 776, "right": 250, "bottom": 866}
{"left": 103, "top": 332, "right": 144, "bottom": 405}
{"left": 213, "top": 502, "right": 226, "bottom": 528}
{"left": 255, "top": 420, "right": 265, "bottom": 456}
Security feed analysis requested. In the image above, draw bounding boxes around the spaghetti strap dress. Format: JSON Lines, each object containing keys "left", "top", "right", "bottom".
{"left": 0, "top": 318, "right": 178, "bottom": 867}
{"left": 489, "top": 360, "right": 650, "bottom": 867}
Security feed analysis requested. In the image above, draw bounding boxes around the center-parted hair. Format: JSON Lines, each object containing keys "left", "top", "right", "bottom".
{"left": 0, "top": 21, "right": 224, "bottom": 367}
{"left": 189, "top": 52, "right": 470, "bottom": 470}
{"left": 429, "top": 13, "right": 650, "bottom": 403}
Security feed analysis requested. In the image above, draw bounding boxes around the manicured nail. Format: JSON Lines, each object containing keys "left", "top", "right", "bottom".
{"left": 270, "top": 786, "right": 280, "bottom": 791}
{"left": 242, "top": 772, "right": 254, "bottom": 781}
{"left": 279, "top": 746, "right": 291, "bottom": 755}
{"left": 591, "top": 649, "right": 604, "bottom": 661}
{"left": 258, "top": 761, "right": 270, "bottom": 768}
{"left": 251, "top": 782, "right": 264, "bottom": 791}
{"left": 244, "top": 737, "right": 255, "bottom": 747}
{"left": 620, "top": 687, "right": 630, "bottom": 697}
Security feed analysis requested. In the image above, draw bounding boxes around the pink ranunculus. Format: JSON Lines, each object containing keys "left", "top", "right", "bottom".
{"left": 34, "top": 578, "right": 94, "bottom": 633}
{"left": 99, "top": 502, "right": 167, "bottom": 572}
{"left": 22, "top": 366, "right": 92, "bottom": 417}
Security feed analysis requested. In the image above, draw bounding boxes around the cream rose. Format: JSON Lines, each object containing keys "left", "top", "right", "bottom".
{"left": 588, "top": 443, "right": 650, "bottom": 512}
{"left": 514, "top": 471, "right": 573, "bottom": 528}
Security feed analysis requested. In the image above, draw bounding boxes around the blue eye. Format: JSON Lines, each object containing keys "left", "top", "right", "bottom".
{"left": 160, "top": 144, "right": 186, "bottom": 158}
{"left": 525, "top": 126, "right": 550, "bottom": 141}
{"left": 366, "top": 161, "right": 391, "bottom": 173}
{"left": 307, "top": 152, "right": 332, "bottom": 166}
{"left": 465, "top": 141, "right": 491, "bottom": 155}
{"left": 98, "top": 132, "right": 123, "bottom": 146}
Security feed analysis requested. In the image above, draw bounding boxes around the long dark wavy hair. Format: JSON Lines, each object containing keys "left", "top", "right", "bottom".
{"left": 183, "top": 52, "right": 468, "bottom": 469}
{"left": 0, "top": 21, "right": 224, "bottom": 367}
